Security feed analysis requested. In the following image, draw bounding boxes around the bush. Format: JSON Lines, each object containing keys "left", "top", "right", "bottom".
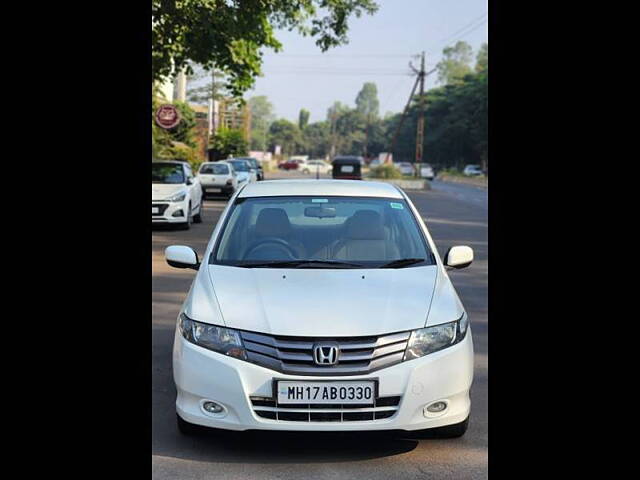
{"left": 369, "top": 164, "right": 402, "bottom": 179}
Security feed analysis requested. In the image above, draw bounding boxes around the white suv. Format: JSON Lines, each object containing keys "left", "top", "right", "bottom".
{"left": 152, "top": 161, "right": 203, "bottom": 229}
{"left": 166, "top": 180, "right": 474, "bottom": 437}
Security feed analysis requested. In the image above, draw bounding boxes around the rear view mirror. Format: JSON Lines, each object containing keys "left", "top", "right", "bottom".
{"left": 165, "top": 245, "right": 199, "bottom": 270}
{"left": 444, "top": 246, "right": 473, "bottom": 269}
{"left": 304, "top": 206, "right": 336, "bottom": 218}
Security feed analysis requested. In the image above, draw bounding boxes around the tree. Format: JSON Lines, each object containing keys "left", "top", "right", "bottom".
{"left": 355, "top": 82, "right": 379, "bottom": 157}
{"left": 436, "top": 41, "right": 474, "bottom": 85}
{"left": 268, "top": 119, "right": 304, "bottom": 156}
{"left": 298, "top": 109, "right": 310, "bottom": 130}
{"left": 209, "top": 128, "right": 248, "bottom": 160}
{"left": 186, "top": 65, "right": 228, "bottom": 104}
{"left": 355, "top": 82, "right": 379, "bottom": 119}
{"left": 303, "top": 121, "right": 331, "bottom": 158}
{"left": 152, "top": 1, "right": 379, "bottom": 97}
{"left": 248, "top": 96, "right": 276, "bottom": 151}
{"left": 475, "top": 42, "right": 488, "bottom": 72}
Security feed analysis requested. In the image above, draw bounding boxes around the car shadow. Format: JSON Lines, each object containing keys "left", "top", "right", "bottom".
{"left": 153, "top": 427, "right": 420, "bottom": 464}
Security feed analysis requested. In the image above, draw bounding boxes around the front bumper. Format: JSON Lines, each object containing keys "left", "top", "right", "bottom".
{"left": 152, "top": 200, "right": 188, "bottom": 223}
{"left": 173, "top": 329, "right": 474, "bottom": 432}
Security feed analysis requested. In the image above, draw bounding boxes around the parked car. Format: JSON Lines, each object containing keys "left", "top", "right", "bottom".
{"left": 463, "top": 165, "right": 484, "bottom": 176}
{"left": 396, "top": 162, "right": 415, "bottom": 176}
{"left": 279, "top": 159, "right": 307, "bottom": 171}
{"left": 198, "top": 161, "right": 238, "bottom": 199}
{"left": 167, "top": 179, "right": 474, "bottom": 438}
{"left": 152, "top": 161, "right": 203, "bottom": 229}
{"left": 235, "top": 157, "right": 264, "bottom": 181}
{"left": 420, "top": 163, "right": 435, "bottom": 181}
{"left": 227, "top": 159, "right": 257, "bottom": 184}
{"left": 302, "top": 160, "right": 332, "bottom": 175}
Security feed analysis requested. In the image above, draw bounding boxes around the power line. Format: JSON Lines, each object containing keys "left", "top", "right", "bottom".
{"left": 438, "top": 12, "right": 488, "bottom": 45}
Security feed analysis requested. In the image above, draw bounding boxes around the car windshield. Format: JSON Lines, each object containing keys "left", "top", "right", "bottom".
{"left": 201, "top": 163, "right": 229, "bottom": 175}
{"left": 211, "top": 196, "right": 434, "bottom": 268}
{"left": 229, "top": 160, "right": 249, "bottom": 172}
{"left": 152, "top": 163, "right": 184, "bottom": 184}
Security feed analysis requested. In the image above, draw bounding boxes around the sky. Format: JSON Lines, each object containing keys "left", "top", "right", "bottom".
{"left": 248, "top": 0, "right": 488, "bottom": 123}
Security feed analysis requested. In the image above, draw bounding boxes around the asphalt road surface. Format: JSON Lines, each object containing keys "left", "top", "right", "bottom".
{"left": 152, "top": 173, "right": 488, "bottom": 479}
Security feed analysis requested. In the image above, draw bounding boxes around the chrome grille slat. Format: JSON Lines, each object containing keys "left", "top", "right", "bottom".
{"left": 239, "top": 330, "right": 410, "bottom": 375}
{"left": 250, "top": 395, "right": 401, "bottom": 422}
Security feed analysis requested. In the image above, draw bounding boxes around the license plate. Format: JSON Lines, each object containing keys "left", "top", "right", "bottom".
{"left": 206, "top": 188, "right": 221, "bottom": 192}
{"left": 151, "top": 207, "right": 159, "bottom": 214}
{"left": 277, "top": 381, "right": 375, "bottom": 404}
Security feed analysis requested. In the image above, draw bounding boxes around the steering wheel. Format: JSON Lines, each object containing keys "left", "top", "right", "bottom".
{"left": 243, "top": 237, "right": 298, "bottom": 260}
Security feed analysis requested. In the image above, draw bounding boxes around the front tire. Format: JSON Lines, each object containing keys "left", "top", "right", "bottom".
{"left": 413, "top": 416, "right": 469, "bottom": 439}
{"left": 193, "top": 202, "right": 203, "bottom": 223}
{"left": 177, "top": 414, "right": 204, "bottom": 435}
{"left": 179, "top": 203, "right": 192, "bottom": 230}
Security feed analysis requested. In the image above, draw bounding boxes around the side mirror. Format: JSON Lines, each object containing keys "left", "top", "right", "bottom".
{"left": 165, "top": 245, "right": 199, "bottom": 270}
{"left": 444, "top": 246, "right": 473, "bottom": 269}
{"left": 186, "top": 178, "right": 193, "bottom": 185}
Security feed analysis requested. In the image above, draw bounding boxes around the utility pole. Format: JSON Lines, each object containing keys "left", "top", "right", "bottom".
{"left": 385, "top": 55, "right": 436, "bottom": 168}
{"left": 414, "top": 52, "right": 426, "bottom": 178}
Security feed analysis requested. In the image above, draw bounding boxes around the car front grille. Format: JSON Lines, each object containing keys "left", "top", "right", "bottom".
{"left": 152, "top": 203, "right": 169, "bottom": 216}
{"left": 239, "top": 330, "right": 411, "bottom": 376}
{"left": 250, "top": 395, "right": 401, "bottom": 422}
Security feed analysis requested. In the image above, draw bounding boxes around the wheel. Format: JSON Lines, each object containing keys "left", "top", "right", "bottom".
{"left": 413, "top": 416, "right": 469, "bottom": 439}
{"left": 177, "top": 413, "right": 204, "bottom": 435}
{"left": 179, "top": 203, "right": 192, "bottom": 230}
{"left": 193, "top": 202, "right": 203, "bottom": 223}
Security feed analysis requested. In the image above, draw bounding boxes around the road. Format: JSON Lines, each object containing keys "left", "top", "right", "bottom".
{"left": 152, "top": 174, "right": 488, "bottom": 479}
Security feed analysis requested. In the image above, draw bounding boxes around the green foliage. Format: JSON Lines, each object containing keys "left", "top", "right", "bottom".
{"left": 355, "top": 82, "right": 379, "bottom": 119}
{"left": 475, "top": 43, "right": 488, "bottom": 72}
{"left": 209, "top": 128, "right": 248, "bottom": 160}
{"left": 268, "top": 119, "right": 304, "bottom": 156}
{"left": 152, "top": 0, "right": 379, "bottom": 97}
{"left": 167, "top": 102, "right": 197, "bottom": 148}
{"left": 436, "top": 41, "right": 474, "bottom": 85}
{"left": 298, "top": 109, "right": 310, "bottom": 130}
{"left": 369, "top": 164, "right": 402, "bottom": 179}
{"left": 303, "top": 121, "right": 331, "bottom": 158}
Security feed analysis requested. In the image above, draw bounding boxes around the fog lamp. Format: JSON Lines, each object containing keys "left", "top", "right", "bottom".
{"left": 425, "top": 401, "right": 448, "bottom": 414}
{"left": 172, "top": 209, "right": 184, "bottom": 217}
{"left": 202, "top": 401, "right": 224, "bottom": 414}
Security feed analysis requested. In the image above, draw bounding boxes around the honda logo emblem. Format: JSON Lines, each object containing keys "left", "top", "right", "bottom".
{"left": 313, "top": 343, "right": 339, "bottom": 365}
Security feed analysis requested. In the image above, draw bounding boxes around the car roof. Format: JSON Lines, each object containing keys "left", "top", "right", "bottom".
{"left": 238, "top": 179, "right": 403, "bottom": 199}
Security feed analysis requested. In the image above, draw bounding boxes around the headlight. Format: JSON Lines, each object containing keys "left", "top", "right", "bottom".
{"left": 179, "top": 314, "right": 247, "bottom": 360}
{"left": 165, "top": 190, "right": 187, "bottom": 202}
{"left": 404, "top": 313, "right": 468, "bottom": 361}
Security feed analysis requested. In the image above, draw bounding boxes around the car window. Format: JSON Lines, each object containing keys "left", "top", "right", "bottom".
{"left": 229, "top": 160, "right": 249, "bottom": 172}
{"left": 212, "top": 196, "right": 433, "bottom": 267}
{"left": 152, "top": 163, "right": 185, "bottom": 184}
{"left": 201, "top": 164, "right": 229, "bottom": 175}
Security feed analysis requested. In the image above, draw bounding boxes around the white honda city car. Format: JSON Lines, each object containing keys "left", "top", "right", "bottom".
{"left": 166, "top": 179, "right": 474, "bottom": 437}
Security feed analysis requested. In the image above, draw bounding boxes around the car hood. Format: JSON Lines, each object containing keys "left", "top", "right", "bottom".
{"left": 152, "top": 184, "right": 186, "bottom": 201}
{"left": 186, "top": 265, "right": 441, "bottom": 337}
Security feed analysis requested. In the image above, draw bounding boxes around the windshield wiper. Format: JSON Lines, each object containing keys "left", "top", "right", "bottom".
{"left": 237, "top": 260, "right": 365, "bottom": 269}
{"left": 378, "top": 258, "right": 426, "bottom": 269}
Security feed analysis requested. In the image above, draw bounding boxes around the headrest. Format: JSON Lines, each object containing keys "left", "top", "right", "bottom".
{"left": 346, "top": 210, "right": 385, "bottom": 240}
{"left": 255, "top": 208, "right": 292, "bottom": 237}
